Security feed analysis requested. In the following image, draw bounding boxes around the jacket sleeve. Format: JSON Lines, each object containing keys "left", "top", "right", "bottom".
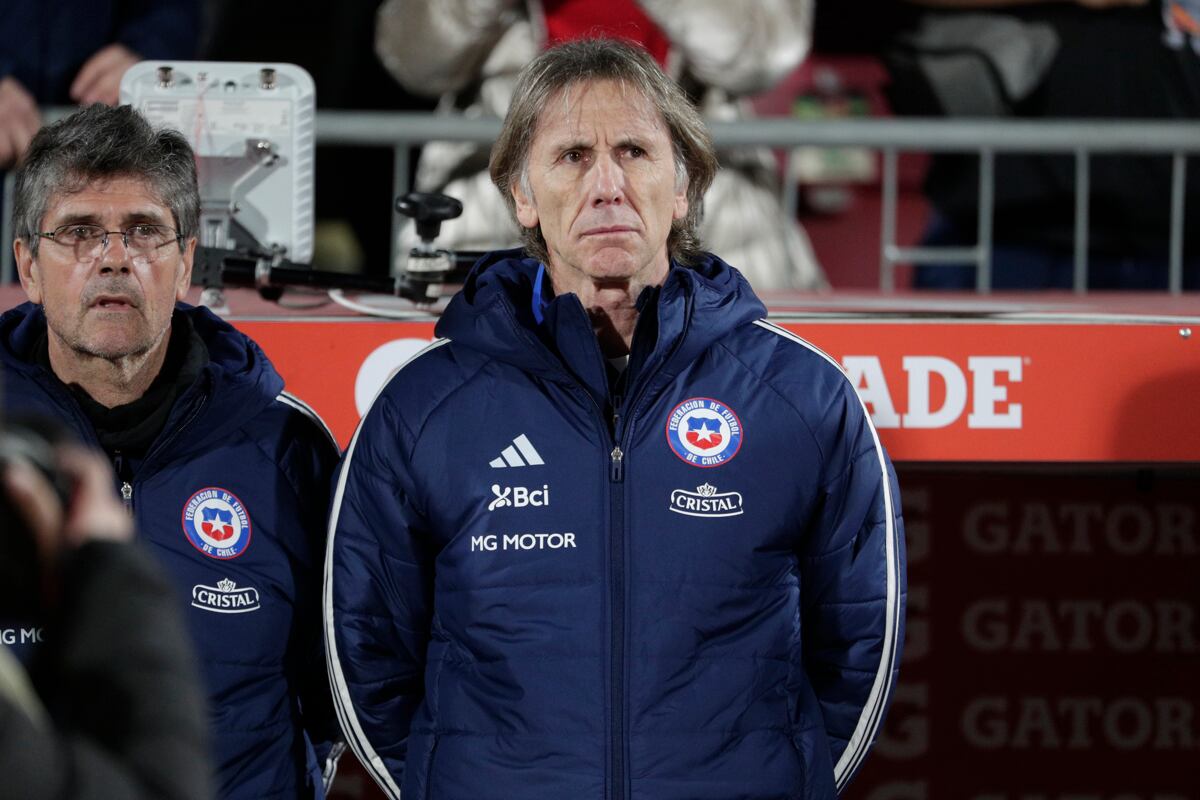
{"left": 637, "top": 0, "right": 812, "bottom": 94}
{"left": 0, "top": 541, "right": 212, "bottom": 800}
{"left": 324, "top": 393, "right": 435, "bottom": 800}
{"left": 798, "top": 382, "right": 906, "bottom": 794}
{"left": 375, "top": 0, "right": 521, "bottom": 96}
{"left": 276, "top": 395, "right": 347, "bottom": 795}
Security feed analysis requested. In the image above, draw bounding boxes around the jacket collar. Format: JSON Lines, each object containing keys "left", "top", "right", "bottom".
{"left": 0, "top": 302, "right": 284, "bottom": 456}
{"left": 435, "top": 249, "right": 767, "bottom": 404}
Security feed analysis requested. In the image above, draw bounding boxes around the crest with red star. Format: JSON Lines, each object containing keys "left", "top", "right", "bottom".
{"left": 181, "top": 487, "right": 253, "bottom": 559}
{"left": 665, "top": 397, "right": 743, "bottom": 468}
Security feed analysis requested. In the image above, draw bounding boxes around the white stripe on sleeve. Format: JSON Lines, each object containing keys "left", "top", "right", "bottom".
{"left": 753, "top": 320, "right": 902, "bottom": 791}
{"left": 323, "top": 338, "right": 449, "bottom": 800}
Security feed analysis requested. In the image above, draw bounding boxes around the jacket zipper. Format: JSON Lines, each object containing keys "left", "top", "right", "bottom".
{"left": 30, "top": 366, "right": 210, "bottom": 514}
{"left": 513, "top": 280, "right": 690, "bottom": 800}
{"left": 607, "top": 367, "right": 669, "bottom": 800}
{"left": 609, "top": 441, "right": 625, "bottom": 800}
{"left": 424, "top": 735, "right": 440, "bottom": 800}
{"left": 113, "top": 395, "right": 209, "bottom": 514}
{"left": 579, "top": 385, "right": 628, "bottom": 800}
{"left": 112, "top": 451, "right": 134, "bottom": 511}
{"left": 579, "top": 316, "right": 678, "bottom": 800}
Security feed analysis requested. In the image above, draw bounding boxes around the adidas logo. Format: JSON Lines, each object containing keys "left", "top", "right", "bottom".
{"left": 489, "top": 434, "right": 545, "bottom": 468}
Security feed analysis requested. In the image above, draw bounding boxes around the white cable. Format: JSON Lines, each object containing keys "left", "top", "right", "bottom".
{"left": 326, "top": 289, "right": 444, "bottom": 320}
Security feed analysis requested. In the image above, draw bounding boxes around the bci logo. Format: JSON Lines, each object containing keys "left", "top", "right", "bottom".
{"left": 843, "top": 355, "right": 1024, "bottom": 429}
{"left": 488, "top": 484, "right": 550, "bottom": 512}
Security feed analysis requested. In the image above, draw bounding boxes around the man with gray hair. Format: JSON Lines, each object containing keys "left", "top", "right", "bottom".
{"left": 327, "top": 38, "right": 904, "bottom": 799}
{"left": 0, "top": 104, "right": 342, "bottom": 799}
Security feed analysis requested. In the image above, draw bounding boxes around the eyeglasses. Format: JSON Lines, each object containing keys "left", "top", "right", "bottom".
{"left": 37, "top": 223, "right": 183, "bottom": 264}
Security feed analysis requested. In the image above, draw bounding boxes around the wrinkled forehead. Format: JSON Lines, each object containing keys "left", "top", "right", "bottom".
{"left": 42, "top": 174, "right": 172, "bottom": 227}
{"left": 531, "top": 79, "right": 668, "bottom": 146}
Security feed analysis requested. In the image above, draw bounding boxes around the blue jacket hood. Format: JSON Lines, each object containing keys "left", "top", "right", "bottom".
{"left": 0, "top": 301, "right": 284, "bottom": 454}
{"left": 435, "top": 249, "right": 768, "bottom": 390}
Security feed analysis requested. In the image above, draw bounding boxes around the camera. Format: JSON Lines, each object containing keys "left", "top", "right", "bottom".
{"left": 0, "top": 416, "right": 73, "bottom": 618}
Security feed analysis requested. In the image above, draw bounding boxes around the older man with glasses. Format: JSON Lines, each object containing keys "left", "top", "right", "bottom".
{"left": 0, "top": 103, "right": 343, "bottom": 800}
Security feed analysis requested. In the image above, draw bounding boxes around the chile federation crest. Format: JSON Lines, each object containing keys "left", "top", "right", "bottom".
{"left": 182, "top": 488, "right": 252, "bottom": 559}
{"left": 665, "top": 397, "right": 743, "bottom": 468}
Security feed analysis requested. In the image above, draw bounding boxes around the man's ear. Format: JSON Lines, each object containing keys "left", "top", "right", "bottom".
{"left": 673, "top": 179, "right": 689, "bottom": 222}
{"left": 14, "top": 239, "right": 42, "bottom": 304}
{"left": 512, "top": 180, "right": 539, "bottom": 229}
{"left": 176, "top": 237, "right": 196, "bottom": 301}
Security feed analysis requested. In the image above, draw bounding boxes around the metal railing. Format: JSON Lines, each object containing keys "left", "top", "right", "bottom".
{"left": 5, "top": 112, "right": 1200, "bottom": 293}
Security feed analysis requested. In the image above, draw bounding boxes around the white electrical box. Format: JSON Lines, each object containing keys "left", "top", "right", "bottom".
{"left": 120, "top": 61, "right": 316, "bottom": 263}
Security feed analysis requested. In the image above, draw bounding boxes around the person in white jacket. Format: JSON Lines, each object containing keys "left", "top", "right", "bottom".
{"left": 375, "top": 0, "right": 826, "bottom": 291}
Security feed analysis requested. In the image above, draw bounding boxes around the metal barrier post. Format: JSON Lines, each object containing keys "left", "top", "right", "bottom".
{"left": 976, "top": 149, "right": 994, "bottom": 293}
{"left": 1074, "top": 149, "right": 1091, "bottom": 294}
{"left": 1169, "top": 152, "right": 1186, "bottom": 295}
{"left": 782, "top": 149, "right": 799, "bottom": 235}
{"left": 880, "top": 148, "right": 898, "bottom": 292}
{"left": 390, "top": 141, "right": 409, "bottom": 276}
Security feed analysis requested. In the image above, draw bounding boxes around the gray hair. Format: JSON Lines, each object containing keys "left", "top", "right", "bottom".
{"left": 489, "top": 37, "right": 718, "bottom": 266}
{"left": 12, "top": 104, "right": 200, "bottom": 257}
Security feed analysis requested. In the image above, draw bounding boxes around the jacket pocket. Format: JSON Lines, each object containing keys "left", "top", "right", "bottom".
{"left": 784, "top": 689, "right": 811, "bottom": 794}
{"left": 423, "top": 734, "right": 440, "bottom": 800}
{"left": 787, "top": 729, "right": 809, "bottom": 791}
{"left": 425, "top": 639, "right": 449, "bottom": 716}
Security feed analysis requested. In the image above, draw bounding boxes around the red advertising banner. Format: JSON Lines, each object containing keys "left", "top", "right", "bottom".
{"left": 849, "top": 467, "right": 1200, "bottom": 800}
{"left": 1, "top": 285, "right": 1194, "bottom": 462}
{"left": 236, "top": 318, "right": 1200, "bottom": 463}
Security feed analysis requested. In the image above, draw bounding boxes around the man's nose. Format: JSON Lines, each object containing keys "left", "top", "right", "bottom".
{"left": 98, "top": 232, "right": 132, "bottom": 271}
{"left": 588, "top": 155, "right": 625, "bottom": 206}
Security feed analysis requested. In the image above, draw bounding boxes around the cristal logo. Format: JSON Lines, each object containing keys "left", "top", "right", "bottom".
{"left": 670, "top": 483, "right": 744, "bottom": 518}
{"left": 487, "top": 484, "right": 550, "bottom": 511}
{"left": 191, "top": 578, "right": 261, "bottom": 614}
{"left": 843, "top": 355, "right": 1024, "bottom": 429}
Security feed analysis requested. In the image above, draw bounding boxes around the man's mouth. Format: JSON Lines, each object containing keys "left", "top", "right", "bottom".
{"left": 90, "top": 295, "right": 137, "bottom": 310}
{"left": 582, "top": 226, "right": 637, "bottom": 236}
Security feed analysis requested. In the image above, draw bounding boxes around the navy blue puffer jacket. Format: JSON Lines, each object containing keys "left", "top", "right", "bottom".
{"left": 1, "top": 302, "right": 341, "bottom": 800}
{"left": 325, "top": 252, "right": 905, "bottom": 799}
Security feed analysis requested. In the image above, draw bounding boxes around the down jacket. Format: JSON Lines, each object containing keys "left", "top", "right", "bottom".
{"left": 326, "top": 252, "right": 905, "bottom": 799}
{"left": 0, "top": 302, "right": 341, "bottom": 800}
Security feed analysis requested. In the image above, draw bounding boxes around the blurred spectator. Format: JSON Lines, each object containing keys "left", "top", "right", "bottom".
{"left": 0, "top": 440, "right": 212, "bottom": 800}
{"left": 0, "top": 0, "right": 201, "bottom": 168}
{"left": 887, "top": 0, "right": 1200, "bottom": 289}
{"left": 375, "top": 0, "right": 827, "bottom": 290}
